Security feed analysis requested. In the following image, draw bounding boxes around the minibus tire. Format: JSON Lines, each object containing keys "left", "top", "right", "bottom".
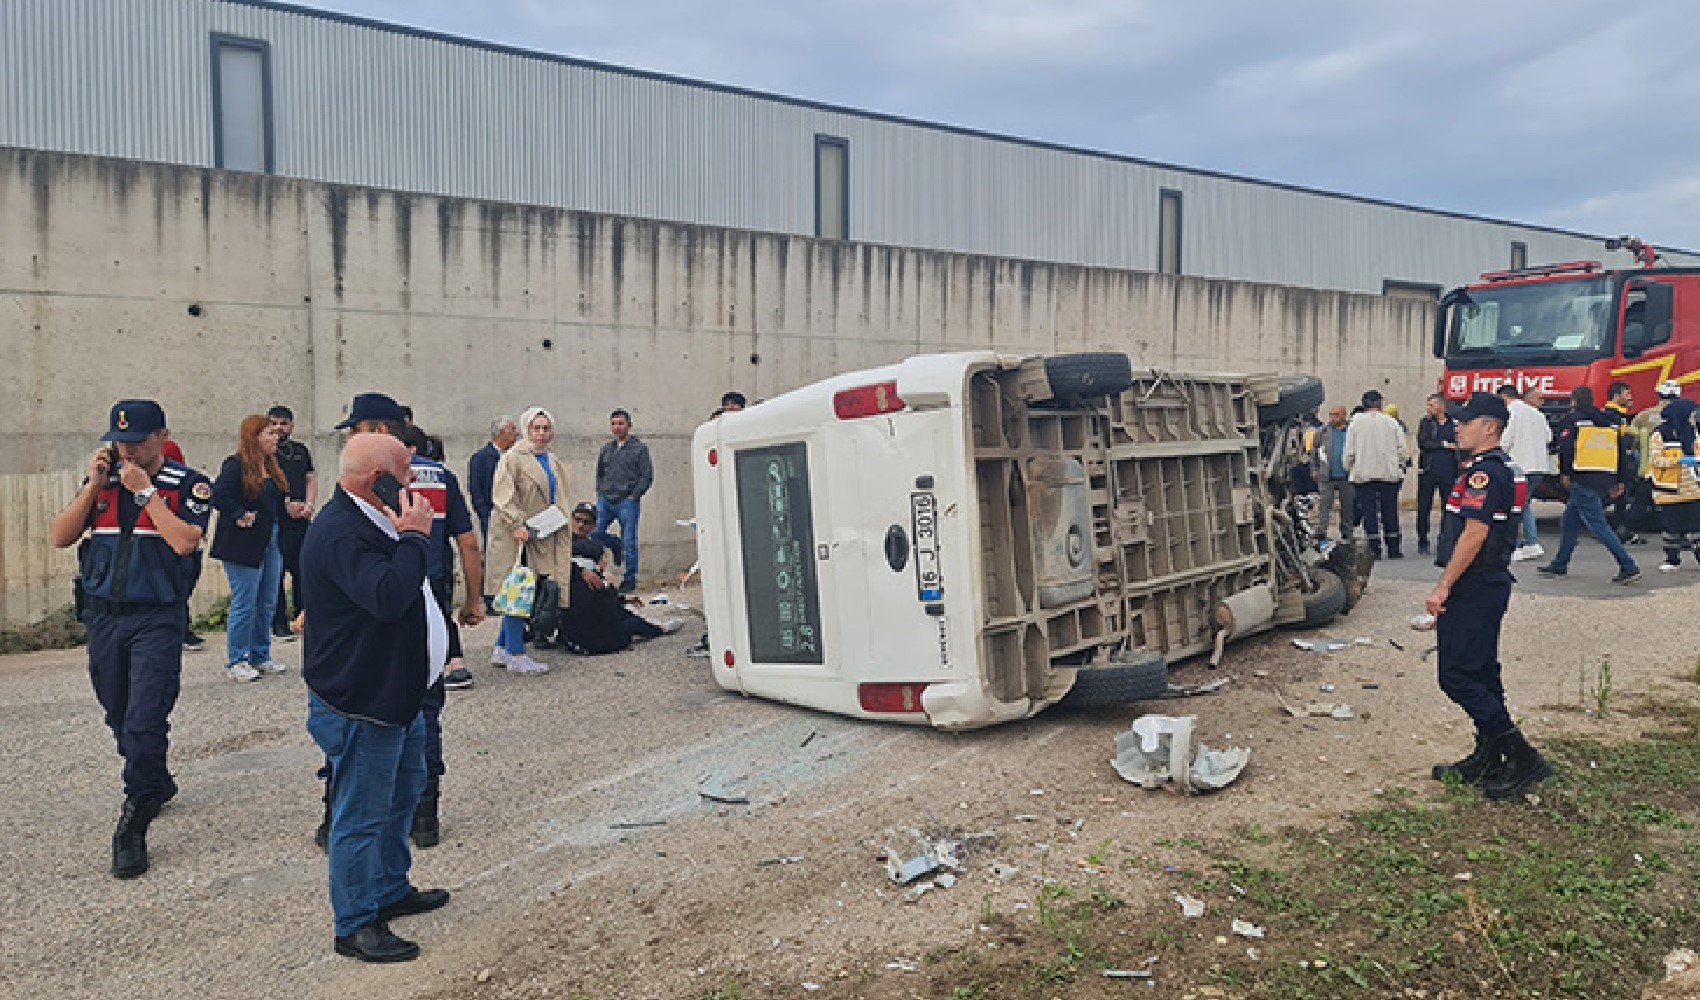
{"left": 1041, "top": 352, "right": 1136, "bottom": 402}
{"left": 1056, "top": 652, "right": 1170, "bottom": 709}
{"left": 1257, "top": 375, "right": 1326, "bottom": 425}
{"left": 1299, "top": 567, "right": 1348, "bottom": 626}
{"left": 1323, "top": 540, "right": 1372, "bottom": 613}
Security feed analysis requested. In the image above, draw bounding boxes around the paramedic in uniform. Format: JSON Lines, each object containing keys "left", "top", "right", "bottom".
{"left": 1425, "top": 392, "right": 1553, "bottom": 801}
{"left": 49, "top": 400, "right": 212, "bottom": 878}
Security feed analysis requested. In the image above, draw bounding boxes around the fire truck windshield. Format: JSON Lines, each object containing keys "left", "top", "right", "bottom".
{"left": 1447, "top": 276, "right": 1614, "bottom": 363}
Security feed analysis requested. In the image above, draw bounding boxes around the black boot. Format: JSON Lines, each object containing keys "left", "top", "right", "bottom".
{"left": 1483, "top": 729, "right": 1554, "bottom": 800}
{"left": 1368, "top": 541, "right": 1383, "bottom": 560}
{"left": 112, "top": 797, "right": 161, "bottom": 879}
{"left": 411, "top": 778, "right": 440, "bottom": 849}
{"left": 1431, "top": 731, "right": 1497, "bottom": 784}
{"left": 315, "top": 783, "right": 331, "bottom": 853}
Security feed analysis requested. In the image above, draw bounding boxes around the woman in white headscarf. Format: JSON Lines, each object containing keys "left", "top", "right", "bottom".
{"left": 485, "top": 406, "right": 573, "bottom": 674}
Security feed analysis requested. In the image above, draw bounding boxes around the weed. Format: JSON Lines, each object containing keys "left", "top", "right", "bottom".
{"left": 700, "top": 978, "right": 746, "bottom": 1000}
{"left": 0, "top": 604, "right": 86, "bottom": 653}
{"left": 1086, "top": 837, "right": 1112, "bottom": 866}
{"left": 1596, "top": 655, "right": 1614, "bottom": 718}
{"left": 948, "top": 988, "right": 989, "bottom": 1000}
{"left": 192, "top": 595, "right": 231, "bottom": 631}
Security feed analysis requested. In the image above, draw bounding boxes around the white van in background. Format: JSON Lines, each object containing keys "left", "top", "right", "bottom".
{"left": 690, "top": 351, "right": 1366, "bottom": 730}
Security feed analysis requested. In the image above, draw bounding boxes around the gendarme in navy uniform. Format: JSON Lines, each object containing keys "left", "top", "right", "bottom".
{"left": 49, "top": 399, "right": 211, "bottom": 878}
{"left": 1426, "top": 391, "right": 1552, "bottom": 800}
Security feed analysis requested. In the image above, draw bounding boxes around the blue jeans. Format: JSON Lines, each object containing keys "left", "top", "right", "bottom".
{"left": 1550, "top": 483, "right": 1637, "bottom": 573}
{"left": 306, "top": 694, "right": 426, "bottom": 937}
{"left": 1521, "top": 474, "right": 1542, "bottom": 547}
{"left": 223, "top": 528, "right": 282, "bottom": 665}
{"left": 595, "top": 496, "right": 641, "bottom": 588}
{"left": 498, "top": 615, "right": 527, "bottom": 654}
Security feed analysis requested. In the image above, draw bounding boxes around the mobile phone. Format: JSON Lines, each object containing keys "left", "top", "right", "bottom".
{"left": 107, "top": 445, "right": 121, "bottom": 473}
{"left": 372, "top": 472, "right": 408, "bottom": 514}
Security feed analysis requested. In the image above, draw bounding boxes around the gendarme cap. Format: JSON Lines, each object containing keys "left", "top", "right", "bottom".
{"left": 1447, "top": 391, "right": 1510, "bottom": 423}
{"left": 102, "top": 399, "right": 166, "bottom": 442}
{"left": 334, "top": 392, "right": 407, "bottom": 430}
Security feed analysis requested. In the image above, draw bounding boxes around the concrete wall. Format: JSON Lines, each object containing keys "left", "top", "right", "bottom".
{"left": 0, "top": 146, "right": 1439, "bottom": 622}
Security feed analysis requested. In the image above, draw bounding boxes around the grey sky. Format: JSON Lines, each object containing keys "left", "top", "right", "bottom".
{"left": 312, "top": 0, "right": 1700, "bottom": 251}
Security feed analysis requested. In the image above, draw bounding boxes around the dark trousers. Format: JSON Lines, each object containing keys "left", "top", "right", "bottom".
{"left": 1435, "top": 573, "right": 1514, "bottom": 735}
{"left": 1360, "top": 480, "right": 1403, "bottom": 553}
{"left": 1415, "top": 471, "right": 1453, "bottom": 545}
{"left": 86, "top": 605, "right": 184, "bottom": 801}
{"left": 272, "top": 523, "right": 307, "bottom": 634}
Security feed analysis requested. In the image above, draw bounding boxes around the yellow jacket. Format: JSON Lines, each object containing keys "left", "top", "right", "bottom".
{"left": 1648, "top": 430, "right": 1700, "bottom": 505}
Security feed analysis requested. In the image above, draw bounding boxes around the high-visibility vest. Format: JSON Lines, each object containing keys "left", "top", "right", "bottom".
{"left": 1572, "top": 421, "right": 1621, "bottom": 474}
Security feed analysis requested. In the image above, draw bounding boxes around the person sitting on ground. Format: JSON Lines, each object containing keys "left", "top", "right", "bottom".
{"left": 557, "top": 503, "right": 681, "bottom": 654}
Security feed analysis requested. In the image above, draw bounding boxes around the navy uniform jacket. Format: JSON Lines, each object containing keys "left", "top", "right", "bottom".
{"left": 79, "top": 459, "right": 212, "bottom": 606}
{"left": 467, "top": 442, "right": 500, "bottom": 525}
{"left": 1435, "top": 447, "right": 1524, "bottom": 581}
{"left": 301, "top": 488, "right": 432, "bottom": 726}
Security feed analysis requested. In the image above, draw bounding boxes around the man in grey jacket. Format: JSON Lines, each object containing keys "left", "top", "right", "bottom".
{"left": 1345, "top": 389, "right": 1410, "bottom": 560}
{"left": 594, "top": 409, "right": 653, "bottom": 594}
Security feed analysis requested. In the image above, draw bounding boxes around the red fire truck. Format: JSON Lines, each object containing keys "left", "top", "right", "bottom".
{"left": 1433, "top": 238, "right": 1698, "bottom": 412}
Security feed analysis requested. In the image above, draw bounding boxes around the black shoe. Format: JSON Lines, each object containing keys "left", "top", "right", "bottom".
{"left": 183, "top": 633, "right": 206, "bottom": 652}
{"left": 160, "top": 774, "right": 179, "bottom": 807}
{"left": 378, "top": 887, "right": 451, "bottom": 921}
{"left": 1416, "top": 541, "right": 1430, "bottom": 556}
{"left": 1536, "top": 563, "right": 1567, "bottom": 576}
{"left": 1611, "top": 568, "right": 1642, "bottom": 584}
{"left": 1387, "top": 549, "right": 1404, "bottom": 560}
{"left": 1432, "top": 732, "right": 1497, "bottom": 784}
{"left": 411, "top": 780, "right": 440, "bottom": 849}
{"left": 112, "top": 798, "right": 161, "bottom": 879}
{"left": 618, "top": 581, "right": 637, "bottom": 595}
{"left": 314, "top": 793, "right": 331, "bottom": 853}
{"left": 442, "top": 667, "right": 475, "bottom": 690}
{"left": 272, "top": 628, "right": 298, "bottom": 643}
{"left": 1483, "top": 729, "right": 1555, "bottom": 800}
{"left": 334, "top": 921, "right": 420, "bottom": 963}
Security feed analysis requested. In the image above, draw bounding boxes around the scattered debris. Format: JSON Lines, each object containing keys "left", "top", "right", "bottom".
{"left": 475, "top": 969, "right": 492, "bottom": 984}
{"left": 936, "top": 872, "right": 958, "bottom": 889}
{"left": 1231, "top": 919, "right": 1266, "bottom": 939}
{"left": 1292, "top": 638, "right": 1351, "bottom": 653}
{"left": 1102, "top": 969, "right": 1154, "bottom": 979}
{"left": 1318, "top": 683, "right": 1336, "bottom": 693}
{"left": 1361, "top": 683, "right": 1380, "bottom": 690}
{"left": 1161, "top": 676, "right": 1232, "bottom": 698}
{"left": 1409, "top": 613, "right": 1436, "bottom": 631}
{"left": 1112, "top": 715, "right": 1250, "bottom": 793}
{"left": 802, "top": 981, "right": 822, "bottom": 991}
{"left": 903, "top": 881, "right": 936, "bottom": 904}
{"left": 800, "top": 730, "right": 819, "bottom": 748}
{"left": 699, "top": 776, "right": 750, "bottom": 805}
{"left": 1388, "top": 639, "right": 1405, "bottom": 651}
{"left": 1173, "top": 893, "right": 1206, "bottom": 918}
{"left": 755, "top": 855, "right": 805, "bottom": 867}
{"left": 1274, "top": 687, "right": 1357, "bottom": 720}
{"left": 608, "top": 820, "right": 668, "bottom": 830}
{"left": 1354, "top": 636, "right": 1376, "bottom": 647}
{"left": 884, "top": 834, "right": 966, "bottom": 886}
{"left": 885, "top": 959, "right": 920, "bottom": 972}
{"left": 1665, "top": 948, "right": 1698, "bottom": 979}
{"left": 990, "top": 863, "right": 1022, "bottom": 881}
{"left": 1246, "top": 947, "right": 1262, "bottom": 960}
{"left": 1014, "top": 814, "right": 1040, "bottom": 823}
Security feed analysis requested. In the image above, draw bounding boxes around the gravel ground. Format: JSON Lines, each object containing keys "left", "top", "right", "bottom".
{"left": 4, "top": 529, "right": 1697, "bottom": 1000}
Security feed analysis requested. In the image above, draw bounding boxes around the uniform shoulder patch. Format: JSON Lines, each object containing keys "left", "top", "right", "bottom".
{"left": 191, "top": 481, "right": 213, "bottom": 500}
{"left": 1468, "top": 471, "right": 1490, "bottom": 489}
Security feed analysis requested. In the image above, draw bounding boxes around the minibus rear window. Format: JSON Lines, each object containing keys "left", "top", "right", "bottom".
{"left": 734, "top": 443, "right": 824, "bottom": 664}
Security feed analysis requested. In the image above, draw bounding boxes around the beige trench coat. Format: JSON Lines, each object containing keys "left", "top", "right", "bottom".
{"left": 484, "top": 446, "right": 574, "bottom": 606}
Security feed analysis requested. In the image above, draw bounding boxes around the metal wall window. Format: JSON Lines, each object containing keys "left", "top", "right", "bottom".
{"left": 211, "top": 34, "right": 274, "bottom": 172}
{"left": 1510, "top": 241, "right": 1528, "bottom": 271}
{"left": 815, "top": 135, "right": 849, "bottom": 240}
{"left": 1158, "top": 189, "right": 1183, "bottom": 274}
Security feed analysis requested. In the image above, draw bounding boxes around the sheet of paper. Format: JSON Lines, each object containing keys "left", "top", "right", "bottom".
{"left": 526, "top": 505, "right": 569, "bottom": 539}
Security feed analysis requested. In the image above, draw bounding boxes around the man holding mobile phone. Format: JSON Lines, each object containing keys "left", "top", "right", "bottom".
{"left": 301, "top": 430, "right": 452, "bottom": 962}
{"left": 50, "top": 400, "right": 212, "bottom": 879}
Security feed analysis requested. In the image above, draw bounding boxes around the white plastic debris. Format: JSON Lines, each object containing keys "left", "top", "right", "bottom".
{"left": 1173, "top": 893, "right": 1206, "bottom": 918}
{"left": 1102, "top": 969, "right": 1154, "bottom": 979}
{"left": 1409, "top": 613, "right": 1436, "bottom": 631}
{"left": 1112, "top": 715, "right": 1249, "bottom": 794}
{"left": 1354, "top": 636, "right": 1375, "bottom": 647}
{"left": 990, "top": 863, "right": 1022, "bottom": 881}
{"left": 1231, "top": 919, "right": 1266, "bottom": 939}
{"left": 1665, "top": 949, "right": 1698, "bottom": 979}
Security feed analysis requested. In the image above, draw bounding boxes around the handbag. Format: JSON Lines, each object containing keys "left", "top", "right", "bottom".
{"left": 492, "top": 550, "right": 536, "bottom": 618}
{"left": 528, "top": 575, "right": 562, "bottom": 642}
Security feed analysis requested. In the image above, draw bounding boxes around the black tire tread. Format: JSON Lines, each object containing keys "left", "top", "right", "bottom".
{"left": 1300, "top": 567, "right": 1348, "bottom": 626}
{"left": 1042, "top": 353, "right": 1136, "bottom": 402}
{"left": 1258, "top": 375, "right": 1326, "bottom": 424}
{"left": 1055, "top": 652, "right": 1169, "bottom": 710}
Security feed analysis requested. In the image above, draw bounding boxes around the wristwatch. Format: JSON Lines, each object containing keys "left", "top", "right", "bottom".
{"left": 133, "top": 486, "right": 157, "bottom": 506}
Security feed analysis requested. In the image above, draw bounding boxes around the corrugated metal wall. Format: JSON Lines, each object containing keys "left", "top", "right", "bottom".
{"left": 3, "top": 0, "right": 1695, "bottom": 294}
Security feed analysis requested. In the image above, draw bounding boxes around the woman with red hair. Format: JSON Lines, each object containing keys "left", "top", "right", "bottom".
{"left": 210, "top": 415, "right": 289, "bottom": 682}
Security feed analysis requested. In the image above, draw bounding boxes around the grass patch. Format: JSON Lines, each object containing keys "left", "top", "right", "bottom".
{"left": 914, "top": 707, "right": 1700, "bottom": 1000}
{"left": 0, "top": 605, "right": 86, "bottom": 653}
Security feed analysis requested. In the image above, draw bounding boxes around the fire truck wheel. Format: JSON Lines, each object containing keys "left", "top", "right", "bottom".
{"left": 1257, "top": 375, "right": 1326, "bottom": 425}
{"left": 1040, "top": 352, "right": 1136, "bottom": 402}
{"left": 1054, "top": 652, "right": 1170, "bottom": 710}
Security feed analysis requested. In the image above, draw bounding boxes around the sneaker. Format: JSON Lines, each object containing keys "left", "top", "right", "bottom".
{"left": 1510, "top": 545, "right": 1534, "bottom": 562}
{"left": 1612, "top": 568, "right": 1642, "bottom": 585}
{"left": 1659, "top": 561, "right": 1683, "bottom": 573}
{"left": 506, "top": 655, "right": 550, "bottom": 675}
{"left": 183, "top": 632, "right": 206, "bottom": 652}
{"left": 658, "top": 619, "right": 684, "bottom": 636}
{"left": 490, "top": 647, "right": 511, "bottom": 669}
{"left": 254, "top": 660, "right": 289, "bottom": 675}
{"left": 272, "top": 629, "right": 298, "bottom": 643}
{"left": 1536, "top": 563, "right": 1567, "bottom": 577}
{"left": 443, "top": 667, "right": 475, "bottom": 690}
{"left": 1523, "top": 543, "right": 1544, "bottom": 559}
{"left": 226, "top": 662, "right": 261, "bottom": 683}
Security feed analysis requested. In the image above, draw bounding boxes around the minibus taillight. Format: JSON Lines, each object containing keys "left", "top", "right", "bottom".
{"left": 858, "top": 682, "right": 929, "bottom": 714}
{"left": 833, "top": 381, "right": 904, "bottom": 419}
{"left": 708, "top": 447, "right": 718, "bottom": 466}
